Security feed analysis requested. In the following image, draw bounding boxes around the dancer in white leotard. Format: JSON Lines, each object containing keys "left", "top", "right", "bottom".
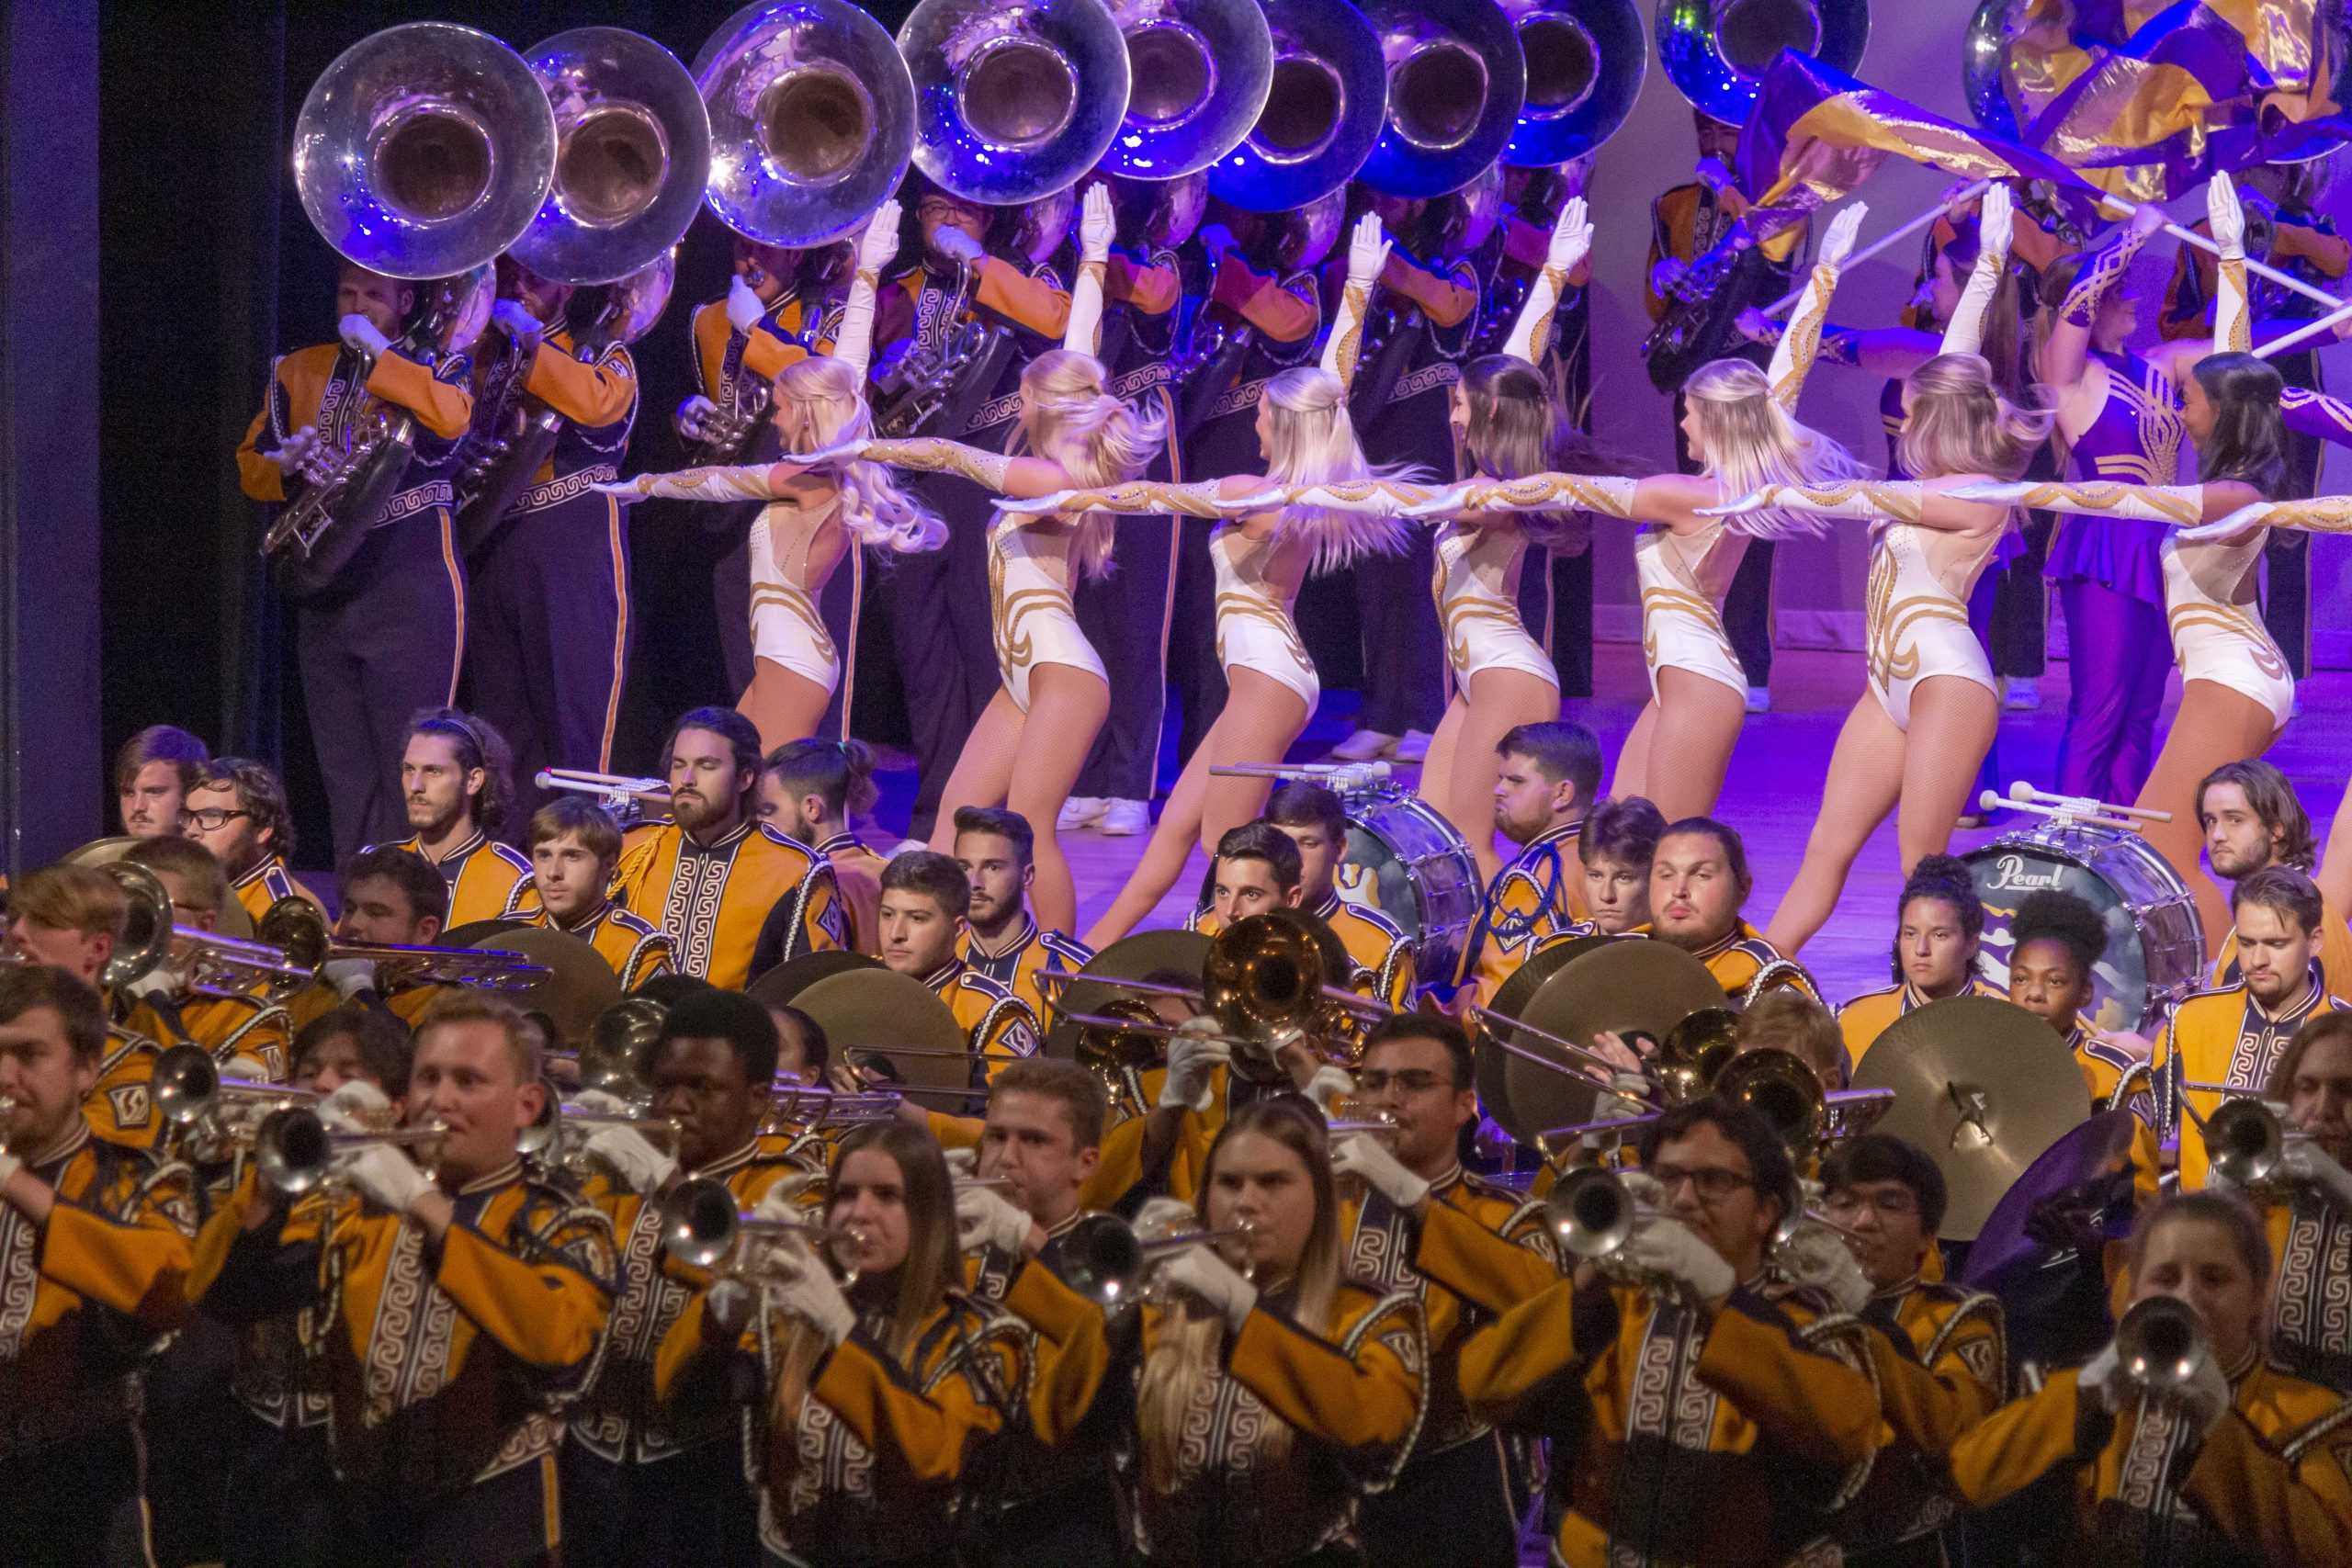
{"left": 598, "top": 204, "right": 944, "bottom": 751}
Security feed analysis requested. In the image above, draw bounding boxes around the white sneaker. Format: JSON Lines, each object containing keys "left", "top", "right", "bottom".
{"left": 1099, "top": 799, "right": 1149, "bottom": 835}
{"left": 1329, "top": 728, "right": 1397, "bottom": 762}
{"left": 1745, "top": 685, "right": 1770, "bottom": 715}
{"left": 1057, "top": 796, "right": 1106, "bottom": 830}
{"left": 2003, "top": 676, "right": 2041, "bottom": 712}
{"left": 1391, "top": 729, "right": 1433, "bottom": 763}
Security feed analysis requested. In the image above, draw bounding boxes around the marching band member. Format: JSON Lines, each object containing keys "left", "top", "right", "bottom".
{"left": 951, "top": 806, "right": 1093, "bottom": 1026}
{"left": 183, "top": 755, "right": 325, "bottom": 924}
{"left": 2199, "top": 759, "right": 2352, "bottom": 987}
{"left": 611, "top": 706, "right": 843, "bottom": 988}
{"left": 116, "top": 836, "right": 292, "bottom": 1080}
{"left": 1455, "top": 720, "right": 1602, "bottom": 1014}
{"left": 1257, "top": 783, "right": 1413, "bottom": 1009}
{"left": 113, "top": 723, "right": 209, "bottom": 840}
{"left": 1627, "top": 816, "right": 1788, "bottom": 993}
{"left": 2004, "top": 888, "right": 2163, "bottom": 1205}
{"left": 757, "top": 739, "right": 891, "bottom": 957}
{"left": 2159, "top": 867, "right": 2345, "bottom": 1190}
{"left": 1838, "top": 853, "right": 2007, "bottom": 1070}
{"left": 288, "top": 999, "right": 411, "bottom": 1100}
{"left": 2249, "top": 1012, "right": 2352, "bottom": 1392}
{"left": 1457, "top": 1097, "right": 1882, "bottom": 1567}
{"left": 510, "top": 797, "right": 673, "bottom": 991}
{"left": 872, "top": 852, "right": 1041, "bottom": 1077}
{"left": 1577, "top": 793, "right": 1666, "bottom": 936}
{"left": 5, "top": 866, "right": 157, "bottom": 1147}
{"left": 0, "top": 967, "right": 198, "bottom": 1568}
{"left": 378, "top": 706, "right": 532, "bottom": 923}
{"left": 1185, "top": 820, "right": 1310, "bottom": 931}
{"left": 601, "top": 207, "right": 943, "bottom": 751}
{"left": 563, "top": 990, "right": 812, "bottom": 1567}
{"left": 236, "top": 261, "right": 473, "bottom": 857}
{"left": 289, "top": 845, "right": 452, "bottom": 1032}
{"left": 1735, "top": 990, "right": 1849, "bottom": 1096}
{"left": 1942, "top": 1191, "right": 2352, "bottom": 1565}
{"left": 194, "top": 994, "right": 616, "bottom": 1563}
{"left": 653, "top": 1122, "right": 1034, "bottom": 1566}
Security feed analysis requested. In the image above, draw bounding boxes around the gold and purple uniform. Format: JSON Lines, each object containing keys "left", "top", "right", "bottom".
{"left": 2154, "top": 971, "right": 2342, "bottom": 1190}
{"left": 238, "top": 341, "right": 473, "bottom": 857}
{"left": 122, "top": 990, "right": 293, "bottom": 1082}
{"left": 1458, "top": 819, "right": 1590, "bottom": 1010}
{"left": 510, "top": 897, "right": 673, "bottom": 992}
{"left": 232, "top": 853, "right": 327, "bottom": 929}
{"left": 814, "top": 831, "right": 889, "bottom": 956}
{"left": 1841, "top": 1275, "right": 2006, "bottom": 1559}
{"left": 921, "top": 958, "right": 1044, "bottom": 1081}
{"left": 2062, "top": 1017, "right": 2165, "bottom": 1201}
{"left": 1838, "top": 975, "right": 2009, "bottom": 1073}
{"left": 2212, "top": 892, "right": 2352, "bottom": 996}
{"left": 84, "top": 1022, "right": 165, "bottom": 1149}
{"left": 958, "top": 914, "right": 1093, "bottom": 1031}
{"left": 2253, "top": 1194, "right": 2352, "bottom": 1394}
{"left": 379, "top": 829, "right": 533, "bottom": 929}
{"left": 1189, "top": 895, "right": 1416, "bottom": 1011}
{"left": 612, "top": 819, "right": 843, "bottom": 990}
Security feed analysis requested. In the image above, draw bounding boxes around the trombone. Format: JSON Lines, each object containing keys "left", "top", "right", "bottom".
{"left": 516, "top": 1095, "right": 683, "bottom": 1173}
{"left": 763, "top": 1085, "right": 906, "bottom": 1132}
{"left": 101, "top": 863, "right": 311, "bottom": 999}
{"left": 660, "top": 1175, "right": 866, "bottom": 1283}
{"left": 1055, "top": 1210, "right": 1257, "bottom": 1308}
{"left": 257, "top": 897, "right": 549, "bottom": 996}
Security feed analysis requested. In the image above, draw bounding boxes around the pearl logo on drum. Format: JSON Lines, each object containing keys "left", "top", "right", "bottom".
{"left": 1985, "top": 854, "right": 2065, "bottom": 893}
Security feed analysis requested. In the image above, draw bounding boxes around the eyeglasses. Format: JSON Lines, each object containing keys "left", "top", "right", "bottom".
{"left": 1821, "top": 1189, "right": 1919, "bottom": 1219}
{"left": 1647, "top": 1163, "right": 1758, "bottom": 1201}
{"left": 1358, "top": 1069, "right": 1446, "bottom": 1095}
{"left": 180, "top": 808, "right": 250, "bottom": 832}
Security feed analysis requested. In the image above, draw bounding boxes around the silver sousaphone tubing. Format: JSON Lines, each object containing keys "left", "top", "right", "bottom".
{"left": 1206, "top": 0, "right": 1387, "bottom": 212}
{"left": 1354, "top": 0, "right": 1529, "bottom": 198}
{"left": 899, "top": 0, "right": 1133, "bottom": 206}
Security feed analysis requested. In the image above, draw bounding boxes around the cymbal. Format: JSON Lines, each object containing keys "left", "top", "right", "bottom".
{"left": 1494, "top": 938, "right": 1720, "bottom": 1147}
{"left": 1487, "top": 932, "right": 1616, "bottom": 1024}
{"left": 1849, "top": 996, "right": 2093, "bottom": 1241}
{"left": 1043, "top": 929, "right": 1213, "bottom": 1060}
{"left": 792, "top": 968, "right": 971, "bottom": 1091}
{"left": 472, "top": 927, "right": 620, "bottom": 1048}
{"left": 442, "top": 918, "right": 535, "bottom": 949}
{"left": 1962, "top": 1108, "right": 2139, "bottom": 1290}
{"left": 747, "top": 949, "right": 882, "bottom": 1009}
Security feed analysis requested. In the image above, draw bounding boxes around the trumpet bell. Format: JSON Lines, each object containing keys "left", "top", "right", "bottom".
{"left": 1655, "top": 0, "right": 1870, "bottom": 126}
{"left": 1355, "top": 0, "right": 1528, "bottom": 199}
{"left": 2204, "top": 1096, "right": 2289, "bottom": 1190}
{"left": 100, "top": 863, "right": 177, "bottom": 991}
{"left": 696, "top": 0, "right": 918, "bottom": 248}
{"left": 660, "top": 1177, "right": 741, "bottom": 1268}
{"left": 1098, "top": 0, "right": 1274, "bottom": 181}
{"left": 152, "top": 1046, "right": 221, "bottom": 1128}
{"left": 1207, "top": 0, "right": 1387, "bottom": 213}
{"left": 2114, "top": 1294, "right": 2207, "bottom": 1394}
{"left": 292, "top": 23, "right": 559, "bottom": 279}
{"left": 899, "top": 0, "right": 1132, "bottom": 207}
{"left": 257, "top": 896, "right": 333, "bottom": 975}
{"left": 1544, "top": 1165, "right": 1638, "bottom": 1258}
{"left": 1059, "top": 1211, "right": 1150, "bottom": 1303}
{"left": 512, "top": 28, "right": 712, "bottom": 286}
{"left": 1501, "top": 0, "right": 1646, "bottom": 166}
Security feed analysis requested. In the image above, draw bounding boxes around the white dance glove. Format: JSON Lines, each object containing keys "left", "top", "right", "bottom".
{"left": 1624, "top": 1216, "right": 1736, "bottom": 1303}
{"left": 1158, "top": 1244, "right": 1260, "bottom": 1332}
{"left": 2180, "top": 496, "right": 2352, "bottom": 542}
{"left": 1159, "top": 1020, "right": 1229, "bottom": 1113}
{"left": 1346, "top": 212, "right": 1390, "bottom": 288}
{"left": 1945, "top": 479, "right": 2206, "bottom": 525}
{"left": 833, "top": 198, "right": 901, "bottom": 380}
{"left": 1819, "top": 203, "right": 1868, "bottom": 270}
{"left": 1700, "top": 481, "right": 1928, "bottom": 524}
{"left": 956, "top": 1182, "right": 1034, "bottom": 1257}
{"left": 1331, "top": 1133, "right": 1430, "bottom": 1209}
{"left": 595, "top": 463, "right": 785, "bottom": 504}
{"left": 336, "top": 1143, "right": 433, "bottom": 1216}
{"left": 1941, "top": 184, "right": 2013, "bottom": 355}
{"left": 2281, "top": 1139, "right": 2352, "bottom": 1210}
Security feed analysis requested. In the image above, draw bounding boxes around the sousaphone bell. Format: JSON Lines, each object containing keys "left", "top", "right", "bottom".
{"left": 1656, "top": 0, "right": 1870, "bottom": 126}
{"left": 1096, "top": 0, "right": 1273, "bottom": 181}
{"left": 1206, "top": 0, "right": 1388, "bottom": 212}
{"left": 1354, "top": 0, "right": 1529, "bottom": 199}
{"left": 1499, "top": 0, "right": 1646, "bottom": 166}
{"left": 899, "top": 0, "right": 1133, "bottom": 206}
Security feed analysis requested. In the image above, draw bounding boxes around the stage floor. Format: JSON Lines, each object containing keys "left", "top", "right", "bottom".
{"left": 865, "top": 640, "right": 2352, "bottom": 1007}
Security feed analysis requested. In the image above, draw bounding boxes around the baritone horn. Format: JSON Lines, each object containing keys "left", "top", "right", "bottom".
{"left": 1354, "top": 0, "right": 1528, "bottom": 197}
{"left": 1656, "top": 0, "right": 1871, "bottom": 125}
{"left": 899, "top": 0, "right": 1133, "bottom": 206}
{"left": 255, "top": 896, "right": 550, "bottom": 995}
{"left": 1096, "top": 0, "right": 1274, "bottom": 180}
{"left": 99, "top": 863, "right": 311, "bottom": 998}
{"left": 1207, "top": 0, "right": 1388, "bottom": 211}
{"left": 695, "top": 0, "right": 917, "bottom": 247}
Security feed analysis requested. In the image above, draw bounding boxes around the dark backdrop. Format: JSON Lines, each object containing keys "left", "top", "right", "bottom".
{"left": 98, "top": 0, "right": 925, "bottom": 872}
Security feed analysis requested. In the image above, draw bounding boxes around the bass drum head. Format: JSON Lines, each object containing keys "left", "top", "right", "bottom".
{"left": 1340, "top": 792, "right": 1482, "bottom": 986}
{"left": 1964, "top": 828, "right": 2204, "bottom": 1033}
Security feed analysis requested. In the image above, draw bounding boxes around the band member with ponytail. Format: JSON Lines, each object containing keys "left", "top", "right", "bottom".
{"left": 601, "top": 206, "right": 945, "bottom": 751}
{"left": 758, "top": 739, "right": 889, "bottom": 956}
{"left": 654, "top": 1122, "right": 1034, "bottom": 1566}
{"left": 1942, "top": 1191, "right": 2352, "bottom": 1564}
{"left": 237, "top": 260, "right": 474, "bottom": 857}
{"left": 378, "top": 705, "right": 531, "bottom": 923}
{"left": 1838, "top": 853, "right": 2007, "bottom": 1070}
{"left": 114, "top": 723, "right": 210, "bottom": 840}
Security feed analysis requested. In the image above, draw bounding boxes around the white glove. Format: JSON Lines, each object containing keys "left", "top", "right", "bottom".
{"left": 1693, "top": 157, "right": 1735, "bottom": 193}
{"left": 1819, "top": 203, "right": 1869, "bottom": 269}
{"left": 2081, "top": 1339, "right": 2126, "bottom": 1410}
{"left": 336, "top": 1142, "right": 433, "bottom": 1215}
{"left": 932, "top": 224, "right": 986, "bottom": 267}
{"left": 570, "top": 1088, "right": 633, "bottom": 1116}
{"left": 855, "top": 200, "right": 902, "bottom": 275}
{"left": 269, "top": 426, "right": 321, "bottom": 474}
{"left": 2177, "top": 1348, "right": 2233, "bottom": 1436}
{"left": 319, "top": 1079, "right": 390, "bottom": 1134}
{"left": 1594, "top": 1071, "right": 1654, "bottom": 1126}
{"left": 1546, "top": 196, "right": 1592, "bottom": 273}
{"left": 490, "top": 299, "right": 540, "bottom": 342}
{"left": 1079, "top": 182, "right": 1114, "bottom": 265}
{"left": 1778, "top": 1224, "right": 1872, "bottom": 1314}
{"left": 0, "top": 1149, "right": 21, "bottom": 1189}
{"left": 1331, "top": 1133, "right": 1430, "bottom": 1209}
{"left": 751, "top": 1177, "right": 816, "bottom": 1225}
{"left": 706, "top": 1275, "right": 757, "bottom": 1334}
{"left": 1941, "top": 184, "right": 2013, "bottom": 355}
{"left": 769, "top": 1248, "right": 856, "bottom": 1346}
{"left": 2281, "top": 1139, "right": 2352, "bottom": 1210}
{"left": 674, "top": 395, "right": 718, "bottom": 442}
{"left": 1158, "top": 1243, "right": 1260, "bottom": 1332}
{"left": 1135, "top": 1195, "right": 1199, "bottom": 1240}
{"left": 123, "top": 966, "right": 180, "bottom": 1002}
{"left": 956, "top": 1182, "right": 1033, "bottom": 1256}
{"left": 321, "top": 958, "right": 378, "bottom": 998}
{"left": 943, "top": 1146, "right": 978, "bottom": 1180}
{"left": 726, "top": 275, "right": 767, "bottom": 333}
{"left": 1303, "top": 1066, "right": 1356, "bottom": 1115}
{"left": 223, "top": 1055, "right": 275, "bottom": 1083}
{"left": 1345, "top": 212, "right": 1390, "bottom": 289}
{"left": 1195, "top": 223, "right": 1238, "bottom": 265}
{"left": 583, "top": 1123, "right": 678, "bottom": 1194}
{"left": 339, "top": 314, "right": 392, "bottom": 358}
{"left": 2209, "top": 171, "right": 2245, "bottom": 259}
{"left": 1624, "top": 1216, "right": 1736, "bottom": 1303}
{"left": 1159, "top": 1019, "right": 1229, "bottom": 1113}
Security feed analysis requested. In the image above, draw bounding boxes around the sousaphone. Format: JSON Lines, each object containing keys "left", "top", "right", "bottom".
{"left": 899, "top": 0, "right": 1133, "bottom": 206}
{"left": 1656, "top": 0, "right": 1870, "bottom": 125}
{"left": 1354, "top": 0, "right": 1529, "bottom": 198}
{"left": 1206, "top": 0, "right": 1388, "bottom": 212}
{"left": 1499, "top": 0, "right": 1647, "bottom": 166}
{"left": 1096, "top": 0, "right": 1274, "bottom": 181}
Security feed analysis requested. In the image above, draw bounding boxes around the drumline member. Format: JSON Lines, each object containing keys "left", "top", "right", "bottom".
{"left": 5, "top": 866, "right": 157, "bottom": 1147}
{"left": 511, "top": 797, "right": 673, "bottom": 991}
{"left": 1455, "top": 720, "right": 1602, "bottom": 1014}
{"left": 378, "top": 706, "right": 532, "bottom": 924}
{"left": 2199, "top": 759, "right": 2352, "bottom": 988}
{"left": 2005, "top": 889, "right": 2163, "bottom": 1197}
{"left": 1257, "top": 783, "right": 1414, "bottom": 1009}
{"left": 2158, "top": 866, "right": 2344, "bottom": 1191}
{"left": 115, "top": 836, "right": 293, "bottom": 1080}
{"left": 1577, "top": 794, "right": 1666, "bottom": 937}
{"left": 872, "top": 851, "right": 1041, "bottom": 1078}
{"left": 0, "top": 966, "right": 198, "bottom": 1568}
{"left": 1456, "top": 1097, "right": 1881, "bottom": 1567}
{"left": 951, "top": 806, "right": 1094, "bottom": 1026}
{"left": 601, "top": 207, "right": 942, "bottom": 751}
{"left": 183, "top": 756, "right": 326, "bottom": 925}
{"left": 1941, "top": 1191, "right": 2352, "bottom": 1564}
{"left": 236, "top": 261, "right": 473, "bottom": 858}
{"left": 460, "top": 259, "right": 644, "bottom": 802}
{"left": 2240, "top": 1013, "right": 2352, "bottom": 1393}
{"left": 193, "top": 994, "right": 615, "bottom": 1562}
{"left": 757, "top": 739, "right": 891, "bottom": 957}
{"left": 113, "top": 723, "right": 210, "bottom": 840}
{"left": 1838, "top": 853, "right": 2008, "bottom": 1071}
{"left": 653, "top": 1121, "right": 1035, "bottom": 1566}
{"left": 562, "top": 990, "right": 811, "bottom": 1568}
{"left": 611, "top": 706, "right": 843, "bottom": 989}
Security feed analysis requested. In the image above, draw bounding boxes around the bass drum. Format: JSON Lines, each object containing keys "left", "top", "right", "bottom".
{"left": 1962, "top": 822, "right": 2205, "bottom": 1033}
{"left": 1336, "top": 786, "right": 1482, "bottom": 988}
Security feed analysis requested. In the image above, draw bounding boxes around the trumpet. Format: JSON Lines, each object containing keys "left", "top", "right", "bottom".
{"left": 1539, "top": 1166, "right": 1649, "bottom": 1261}
{"left": 516, "top": 1095, "right": 683, "bottom": 1171}
{"left": 102, "top": 863, "right": 311, "bottom": 999}
{"left": 254, "top": 1107, "right": 448, "bottom": 1197}
{"left": 660, "top": 1175, "right": 866, "bottom": 1283}
{"left": 1322, "top": 1095, "right": 1402, "bottom": 1140}
{"left": 151, "top": 1045, "right": 321, "bottom": 1137}
{"left": 256, "top": 897, "right": 549, "bottom": 996}
{"left": 1055, "top": 1210, "right": 1257, "bottom": 1308}
{"left": 2112, "top": 1294, "right": 2209, "bottom": 1398}
{"left": 2181, "top": 1091, "right": 2308, "bottom": 1190}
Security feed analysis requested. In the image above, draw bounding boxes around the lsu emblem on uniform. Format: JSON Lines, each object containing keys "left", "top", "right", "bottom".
{"left": 108, "top": 1083, "right": 153, "bottom": 1130}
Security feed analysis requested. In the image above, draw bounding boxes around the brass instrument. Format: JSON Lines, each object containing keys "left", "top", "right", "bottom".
{"left": 100, "top": 863, "right": 311, "bottom": 998}
{"left": 1097, "top": 0, "right": 1275, "bottom": 181}
{"left": 254, "top": 1106, "right": 448, "bottom": 1197}
{"left": 516, "top": 1094, "right": 683, "bottom": 1175}
{"left": 661, "top": 1175, "right": 866, "bottom": 1283}
{"left": 1656, "top": 0, "right": 1871, "bottom": 127}
{"left": 1539, "top": 1165, "right": 1646, "bottom": 1260}
{"left": 2181, "top": 1091, "right": 2307, "bottom": 1191}
{"left": 1354, "top": 0, "right": 1527, "bottom": 198}
{"left": 2112, "top": 1294, "right": 2209, "bottom": 1397}
{"left": 534, "top": 766, "right": 669, "bottom": 824}
{"left": 762, "top": 1085, "right": 904, "bottom": 1132}
{"left": 1205, "top": 0, "right": 1387, "bottom": 211}
{"left": 0, "top": 1096, "right": 15, "bottom": 1156}
{"left": 1500, "top": 0, "right": 1645, "bottom": 166}
{"left": 150, "top": 1045, "right": 320, "bottom": 1139}
{"left": 899, "top": 0, "right": 1133, "bottom": 206}
{"left": 546, "top": 996, "right": 670, "bottom": 1098}
{"left": 256, "top": 896, "right": 549, "bottom": 996}
{"left": 1056, "top": 1210, "right": 1257, "bottom": 1307}
{"left": 1201, "top": 908, "right": 1392, "bottom": 1068}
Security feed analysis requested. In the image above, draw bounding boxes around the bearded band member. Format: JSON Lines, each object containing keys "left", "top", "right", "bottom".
{"left": 378, "top": 706, "right": 532, "bottom": 924}
{"left": 951, "top": 806, "right": 1093, "bottom": 1027}
{"left": 513, "top": 797, "right": 673, "bottom": 991}
{"left": 183, "top": 756, "right": 326, "bottom": 926}
{"left": 758, "top": 739, "right": 891, "bottom": 957}
{"left": 2199, "top": 758, "right": 2352, "bottom": 987}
